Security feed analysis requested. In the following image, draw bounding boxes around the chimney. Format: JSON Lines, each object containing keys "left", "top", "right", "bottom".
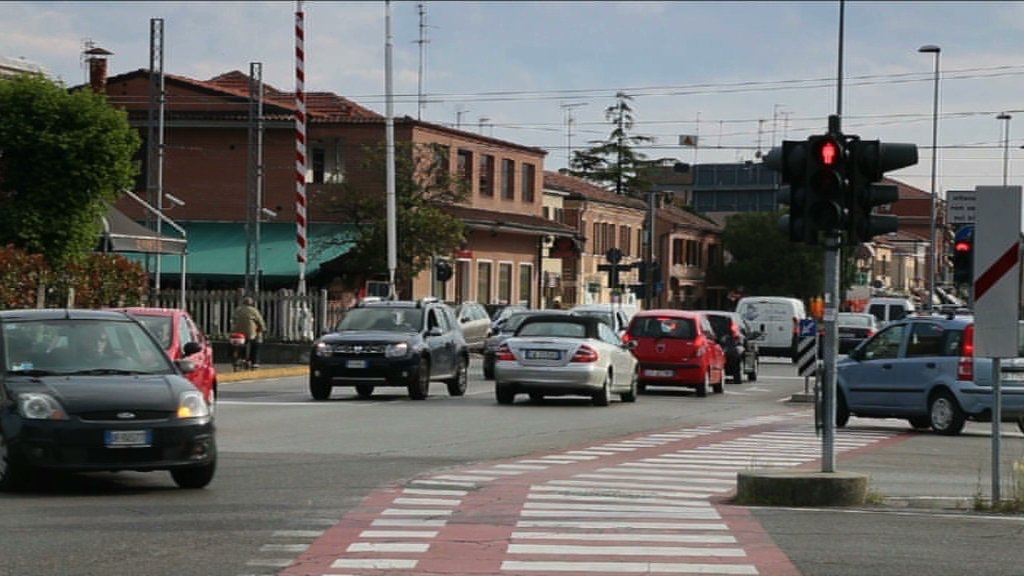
{"left": 85, "top": 46, "right": 113, "bottom": 93}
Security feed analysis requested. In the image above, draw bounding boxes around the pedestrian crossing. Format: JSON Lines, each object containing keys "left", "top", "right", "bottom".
{"left": 268, "top": 413, "right": 903, "bottom": 576}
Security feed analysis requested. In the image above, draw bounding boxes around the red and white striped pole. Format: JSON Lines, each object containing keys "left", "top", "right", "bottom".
{"left": 295, "top": 1, "right": 308, "bottom": 295}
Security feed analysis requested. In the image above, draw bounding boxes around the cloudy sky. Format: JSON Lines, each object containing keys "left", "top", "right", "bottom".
{"left": 4, "top": 1, "right": 1024, "bottom": 197}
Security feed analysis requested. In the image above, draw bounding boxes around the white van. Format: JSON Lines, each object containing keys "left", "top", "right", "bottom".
{"left": 734, "top": 296, "right": 806, "bottom": 360}
{"left": 866, "top": 297, "right": 915, "bottom": 326}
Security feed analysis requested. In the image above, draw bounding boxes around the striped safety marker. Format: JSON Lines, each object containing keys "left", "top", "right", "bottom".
{"left": 295, "top": 2, "right": 308, "bottom": 278}
{"left": 797, "top": 336, "right": 817, "bottom": 377}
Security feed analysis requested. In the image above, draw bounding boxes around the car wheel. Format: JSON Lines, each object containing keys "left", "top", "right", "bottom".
{"left": 835, "top": 391, "right": 850, "bottom": 428}
{"left": 696, "top": 371, "right": 709, "bottom": 398}
{"left": 730, "top": 361, "right": 742, "bottom": 384}
{"left": 592, "top": 371, "right": 612, "bottom": 406}
{"left": 929, "top": 392, "right": 966, "bottom": 436}
{"left": 355, "top": 383, "right": 375, "bottom": 398}
{"left": 495, "top": 383, "right": 516, "bottom": 405}
{"left": 309, "top": 375, "right": 332, "bottom": 401}
{"left": 747, "top": 355, "right": 758, "bottom": 382}
{"left": 620, "top": 369, "right": 638, "bottom": 403}
{"left": 446, "top": 356, "right": 469, "bottom": 396}
{"left": 170, "top": 460, "right": 216, "bottom": 489}
{"left": 713, "top": 367, "right": 725, "bottom": 394}
{"left": 907, "top": 416, "right": 931, "bottom": 430}
{"left": 408, "top": 358, "right": 430, "bottom": 400}
{"left": 0, "top": 429, "right": 29, "bottom": 492}
{"left": 482, "top": 356, "right": 495, "bottom": 380}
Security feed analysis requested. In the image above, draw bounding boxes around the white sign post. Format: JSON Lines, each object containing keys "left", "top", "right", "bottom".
{"left": 973, "top": 185, "right": 1022, "bottom": 504}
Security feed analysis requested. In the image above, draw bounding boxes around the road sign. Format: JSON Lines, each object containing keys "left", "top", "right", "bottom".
{"left": 797, "top": 336, "right": 817, "bottom": 377}
{"left": 605, "top": 248, "right": 623, "bottom": 265}
{"left": 799, "top": 318, "right": 818, "bottom": 338}
{"left": 973, "top": 185, "right": 1022, "bottom": 359}
{"left": 946, "top": 190, "right": 976, "bottom": 225}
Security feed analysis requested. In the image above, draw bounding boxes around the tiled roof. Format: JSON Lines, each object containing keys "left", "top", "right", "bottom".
{"left": 887, "top": 177, "right": 930, "bottom": 199}
{"left": 543, "top": 171, "right": 647, "bottom": 210}
{"left": 442, "top": 204, "right": 578, "bottom": 236}
{"left": 659, "top": 203, "right": 722, "bottom": 232}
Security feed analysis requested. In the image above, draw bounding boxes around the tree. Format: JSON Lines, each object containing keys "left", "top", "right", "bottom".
{"left": 713, "top": 211, "right": 825, "bottom": 301}
{"left": 319, "top": 142, "right": 468, "bottom": 296}
{"left": 0, "top": 74, "right": 140, "bottom": 268}
{"left": 567, "top": 92, "right": 653, "bottom": 197}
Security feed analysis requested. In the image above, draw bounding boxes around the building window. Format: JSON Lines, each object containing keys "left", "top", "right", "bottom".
{"left": 501, "top": 158, "right": 515, "bottom": 200}
{"left": 592, "top": 222, "right": 601, "bottom": 254}
{"left": 457, "top": 149, "right": 473, "bottom": 184}
{"left": 479, "top": 154, "right": 495, "bottom": 197}
{"left": 554, "top": 207, "right": 564, "bottom": 224}
{"left": 312, "top": 147, "right": 325, "bottom": 184}
{"left": 636, "top": 229, "right": 643, "bottom": 258}
{"left": 620, "top": 225, "right": 631, "bottom": 257}
{"left": 498, "top": 262, "right": 513, "bottom": 304}
{"left": 455, "top": 259, "right": 471, "bottom": 302}
{"left": 518, "top": 263, "right": 533, "bottom": 306}
{"left": 672, "top": 238, "right": 683, "bottom": 265}
{"left": 477, "top": 261, "right": 492, "bottom": 304}
{"left": 521, "top": 162, "right": 536, "bottom": 203}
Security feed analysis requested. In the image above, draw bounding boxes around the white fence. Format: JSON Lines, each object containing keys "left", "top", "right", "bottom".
{"left": 150, "top": 289, "right": 345, "bottom": 343}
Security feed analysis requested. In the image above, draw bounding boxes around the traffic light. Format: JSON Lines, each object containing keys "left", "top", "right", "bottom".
{"left": 846, "top": 139, "right": 918, "bottom": 245}
{"left": 434, "top": 258, "right": 453, "bottom": 283}
{"left": 952, "top": 225, "right": 974, "bottom": 285}
{"left": 805, "top": 134, "right": 848, "bottom": 232}
{"left": 765, "top": 140, "right": 814, "bottom": 243}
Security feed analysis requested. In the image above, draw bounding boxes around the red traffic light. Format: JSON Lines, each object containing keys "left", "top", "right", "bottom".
{"left": 819, "top": 140, "right": 839, "bottom": 166}
{"left": 955, "top": 241, "right": 972, "bottom": 253}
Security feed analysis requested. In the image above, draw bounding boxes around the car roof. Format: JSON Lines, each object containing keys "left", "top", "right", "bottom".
{"left": 520, "top": 314, "right": 603, "bottom": 327}
{"left": 113, "top": 307, "right": 182, "bottom": 317}
{"left": 0, "top": 308, "right": 134, "bottom": 321}
{"left": 889, "top": 315, "right": 973, "bottom": 329}
{"left": 632, "top": 309, "right": 702, "bottom": 319}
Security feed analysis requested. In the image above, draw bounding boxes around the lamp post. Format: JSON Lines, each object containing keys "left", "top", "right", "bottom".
{"left": 997, "top": 113, "right": 1012, "bottom": 186}
{"left": 919, "top": 44, "right": 940, "bottom": 311}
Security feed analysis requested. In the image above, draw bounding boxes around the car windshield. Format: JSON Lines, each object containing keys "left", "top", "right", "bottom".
{"left": 517, "top": 321, "right": 586, "bottom": 338}
{"left": 133, "top": 314, "right": 174, "bottom": 349}
{"left": 630, "top": 316, "right": 696, "bottom": 339}
{"left": 336, "top": 308, "right": 423, "bottom": 333}
{"left": 3, "top": 318, "right": 175, "bottom": 375}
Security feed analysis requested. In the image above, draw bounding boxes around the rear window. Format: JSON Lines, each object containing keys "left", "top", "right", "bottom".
{"left": 629, "top": 316, "right": 695, "bottom": 339}
{"left": 518, "top": 321, "right": 586, "bottom": 338}
{"left": 706, "top": 315, "right": 732, "bottom": 336}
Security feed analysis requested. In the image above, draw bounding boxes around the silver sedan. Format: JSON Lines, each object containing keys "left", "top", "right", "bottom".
{"left": 493, "top": 314, "right": 638, "bottom": 406}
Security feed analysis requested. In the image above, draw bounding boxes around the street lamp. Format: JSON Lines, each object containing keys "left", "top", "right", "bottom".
{"left": 918, "top": 44, "right": 940, "bottom": 311}
{"left": 997, "top": 113, "right": 1012, "bottom": 186}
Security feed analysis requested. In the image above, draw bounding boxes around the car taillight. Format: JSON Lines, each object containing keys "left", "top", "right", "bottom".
{"left": 571, "top": 344, "right": 599, "bottom": 363}
{"left": 621, "top": 332, "right": 632, "bottom": 343}
{"left": 957, "top": 324, "right": 974, "bottom": 381}
{"left": 792, "top": 316, "right": 799, "bottom": 334}
{"left": 496, "top": 344, "right": 515, "bottom": 362}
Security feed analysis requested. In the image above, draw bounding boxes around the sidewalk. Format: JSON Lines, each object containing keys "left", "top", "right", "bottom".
{"left": 216, "top": 363, "right": 307, "bottom": 383}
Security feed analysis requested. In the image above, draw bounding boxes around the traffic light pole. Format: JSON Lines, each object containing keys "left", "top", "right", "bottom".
{"left": 821, "top": 232, "right": 840, "bottom": 473}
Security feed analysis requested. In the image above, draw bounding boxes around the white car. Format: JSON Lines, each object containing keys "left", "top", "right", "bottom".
{"left": 568, "top": 303, "right": 636, "bottom": 336}
{"left": 494, "top": 314, "right": 638, "bottom": 406}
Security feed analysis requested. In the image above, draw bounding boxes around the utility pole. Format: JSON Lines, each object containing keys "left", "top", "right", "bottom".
{"left": 147, "top": 18, "right": 165, "bottom": 297}
{"left": 247, "top": 62, "right": 264, "bottom": 296}
{"left": 562, "top": 102, "right": 587, "bottom": 168}
{"left": 415, "top": 1, "right": 429, "bottom": 120}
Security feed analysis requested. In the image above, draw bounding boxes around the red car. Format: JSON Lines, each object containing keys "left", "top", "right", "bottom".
{"left": 624, "top": 309, "right": 726, "bottom": 398}
{"left": 115, "top": 307, "right": 218, "bottom": 405}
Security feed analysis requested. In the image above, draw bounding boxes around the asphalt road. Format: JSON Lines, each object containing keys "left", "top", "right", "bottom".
{"left": 2, "top": 357, "right": 1024, "bottom": 576}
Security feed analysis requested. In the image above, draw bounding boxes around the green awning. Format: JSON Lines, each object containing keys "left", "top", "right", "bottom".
{"left": 147, "top": 222, "right": 354, "bottom": 278}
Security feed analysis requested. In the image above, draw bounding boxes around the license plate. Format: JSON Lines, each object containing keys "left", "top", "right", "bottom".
{"left": 104, "top": 430, "right": 152, "bottom": 448}
{"left": 644, "top": 369, "right": 675, "bottom": 378}
{"left": 525, "top": 349, "right": 561, "bottom": 360}
{"left": 1001, "top": 370, "right": 1024, "bottom": 381}
{"left": 347, "top": 360, "right": 367, "bottom": 369}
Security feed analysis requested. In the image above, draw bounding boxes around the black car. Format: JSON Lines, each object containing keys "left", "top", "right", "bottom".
{"left": 696, "top": 310, "right": 759, "bottom": 384}
{"left": 309, "top": 299, "right": 469, "bottom": 400}
{"left": 0, "top": 309, "right": 216, "bottom": 491}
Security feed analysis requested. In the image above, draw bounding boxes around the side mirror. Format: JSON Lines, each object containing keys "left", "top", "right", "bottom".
{"left": 182, "top": 341, "right": 203, "bottom": 356}
{"left": 428, "top": 326, "right": 444, "bottom": 337}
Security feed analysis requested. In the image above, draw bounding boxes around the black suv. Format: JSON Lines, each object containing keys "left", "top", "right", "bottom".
{"left": 309, "top": 299, "right": 469, "bottom": 400}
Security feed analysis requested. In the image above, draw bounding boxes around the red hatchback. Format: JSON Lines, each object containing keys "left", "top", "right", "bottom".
{"left": 116, "top": 307, "right": 218, "bottom": 405}
{"left": 624, "top": 309, "right": 726, "bottom": 397}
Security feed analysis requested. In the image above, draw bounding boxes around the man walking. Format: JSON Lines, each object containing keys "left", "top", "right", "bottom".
{"left": 232, "top": 296, "right": 267, "bottom": 369}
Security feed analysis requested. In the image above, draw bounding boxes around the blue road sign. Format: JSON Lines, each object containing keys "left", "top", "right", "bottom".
{"left": 799, "top": 318, "right": 817, "bottom": 338}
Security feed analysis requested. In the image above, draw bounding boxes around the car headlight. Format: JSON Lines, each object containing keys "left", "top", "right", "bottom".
{"left": 177, "top": 390, "right": 211, "bottom": 419}
{"left": 313, "top": 341, "right": 331, "bottom": 357}
{"left": 18, "top": 393, "right": 68, "bottom": 420}
{"left": 386, "top": 342, "right": 410, "bottom": 358}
